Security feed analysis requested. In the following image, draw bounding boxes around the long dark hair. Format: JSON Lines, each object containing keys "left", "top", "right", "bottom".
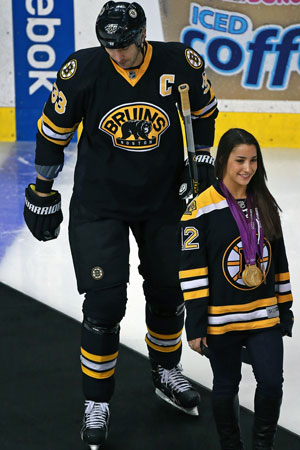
{"left": 215, "top": 128, "right": 282, "bottom": 240}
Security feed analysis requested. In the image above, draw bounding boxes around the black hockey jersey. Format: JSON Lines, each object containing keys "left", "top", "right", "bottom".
{"left": 35, "top": 41, "right": 218, "bottom": 220}
{"left": 179, "top": 183, "right": 293, "bottom": 341}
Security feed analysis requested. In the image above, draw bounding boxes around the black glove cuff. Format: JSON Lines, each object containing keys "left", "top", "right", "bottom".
{"left": 25, "top": 185, "right": 61, "bottom": 212}
{"left": 35, "top": 177, "right": 54, "bottom": 194}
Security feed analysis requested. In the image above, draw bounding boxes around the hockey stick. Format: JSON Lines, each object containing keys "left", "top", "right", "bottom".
{"left": 178, "top": 83, "right": 199, "bottom": 198}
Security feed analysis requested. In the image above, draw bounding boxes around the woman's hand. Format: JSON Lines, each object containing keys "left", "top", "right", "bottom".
{"left": 188, "top": 336, "right": 208, "bottom": 355}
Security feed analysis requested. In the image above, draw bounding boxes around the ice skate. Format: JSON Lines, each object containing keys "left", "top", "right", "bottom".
{"left": 81, "top": 401, "right": 110, "bottom": 450}
{"left": 151, "top": 359, "right": 200, "bottom": 416}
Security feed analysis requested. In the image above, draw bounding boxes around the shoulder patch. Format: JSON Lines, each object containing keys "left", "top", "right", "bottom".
{"left": 60, "top": 59, "right": 77, "bottom": 80}
{"left": 185, "top": 48, "right": 203, "bottom": 70}
{"left": 181, "top": 186, "right": 227, "bottom": 221}
{"left": 184, "top": 199, "right": 197, "bottom": 216}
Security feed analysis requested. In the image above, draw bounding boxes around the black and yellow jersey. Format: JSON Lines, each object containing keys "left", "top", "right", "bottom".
{"left": 179, "top": 183, "right": 293, "bottom": 341}
{"left": 35, "top": 41, "right": 218, "bottom": 220}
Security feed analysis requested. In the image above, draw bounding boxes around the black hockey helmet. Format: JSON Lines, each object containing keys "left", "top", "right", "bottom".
{"left": 96, "top": 1, "right": 146, "bottom": 49}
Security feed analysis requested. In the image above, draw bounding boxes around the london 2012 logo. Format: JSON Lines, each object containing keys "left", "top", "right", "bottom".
{"left": 99, "top": 102, "right": 170, "bottom": 152}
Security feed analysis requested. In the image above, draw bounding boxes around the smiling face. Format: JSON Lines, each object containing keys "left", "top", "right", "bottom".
{"left": 223, "top": 143, "right": 258, "bottom": 198}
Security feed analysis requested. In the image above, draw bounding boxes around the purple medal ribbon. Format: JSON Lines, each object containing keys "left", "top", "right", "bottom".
{"left": 220, "top": 181, "right": 264, "bottom": 266}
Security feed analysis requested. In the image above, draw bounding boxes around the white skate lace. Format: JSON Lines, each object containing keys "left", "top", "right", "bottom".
{"left": 159, "top": 363, "right": 192, "bottom": 393}
{"left": 84, "top": 401, "right": 109, "bottom": 429}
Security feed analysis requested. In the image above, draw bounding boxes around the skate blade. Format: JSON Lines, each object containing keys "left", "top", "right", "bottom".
{"left": 155, "top": 388, "right": 199, "bottom": 416}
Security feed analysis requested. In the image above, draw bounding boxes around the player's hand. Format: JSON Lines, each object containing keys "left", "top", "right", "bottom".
{"left": 195, "top": 151, "right": 215, "bottom": 194}
{"left": 279, "top": 320, "right": 293, "bottom": 337}
{"left": 279, "top": 310, "right": 294, "bottom": 337}
{"left": 188, "top": 336, "right": 210, "bottom": 357}
{"left": 24, "top": 184, "right": 63, "bottom": 241}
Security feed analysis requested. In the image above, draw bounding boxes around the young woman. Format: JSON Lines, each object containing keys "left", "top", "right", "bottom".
{"left": 179, "top": 128, "right": 294, "bottom": 450}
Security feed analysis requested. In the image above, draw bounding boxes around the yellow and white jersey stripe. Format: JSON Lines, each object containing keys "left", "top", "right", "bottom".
{"left": 179, "top": 267, "right": 209, "bottom": 302}
{"left": 181, "top": 185, "right": 227, "bottom": 221}
{"left": 38, "top": 113, "right": 79, "bottom": 146}
{"left": 192, "top": 88, "right": 218, "bottom": 119}
{"left": 275, "top": 272, "right": 293, "bottom": 303}
{"left": 207, "top": 296, "right": 280, "bottom": 335}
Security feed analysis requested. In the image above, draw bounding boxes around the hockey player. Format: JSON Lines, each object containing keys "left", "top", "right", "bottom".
{"left": 179, "top": 128, "right": 294, "bottom": 450}
{"left": 23, "top": 2, "right": 218, "bottom": 449}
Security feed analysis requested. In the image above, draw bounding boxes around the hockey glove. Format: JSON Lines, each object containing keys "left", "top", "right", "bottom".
{"left": 194, "top": 151, "right": 216, "bottom": 194}
{"left": 179, "top": 159, "right": 193, "bottom": 201}
{"left": 24, "top": 184, "right": 63, "bottom": 241}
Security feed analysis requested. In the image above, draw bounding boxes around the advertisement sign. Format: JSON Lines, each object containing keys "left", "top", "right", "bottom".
{"left": 159, "top": 0, "right": 300, "bottom": 101}
{"left": 12, "top": 0, "right": 75, "bottom": 140}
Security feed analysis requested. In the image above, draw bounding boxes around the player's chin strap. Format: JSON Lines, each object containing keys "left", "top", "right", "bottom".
{"left": 125, "top": 40, "right": 147, "bottom": 71}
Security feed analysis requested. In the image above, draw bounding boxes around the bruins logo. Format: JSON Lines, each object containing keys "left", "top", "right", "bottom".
{"left": 91, "top": 266, "right": 104, "bottom": 280}
{"left": 185, "top": 48, "right": 203, "bottom": 69}
{"left": 99, "top": 102, "right": 170, "bottom": 151}
{"left": 222, "top": 236, "right": 271, "bottom": 291}
{"left": 60, "top": 59, "right": 77, "bottom": 80}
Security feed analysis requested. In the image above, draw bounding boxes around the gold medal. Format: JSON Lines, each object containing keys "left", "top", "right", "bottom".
{"left": 242, "top": 264, "right": 263, "bottom": 287}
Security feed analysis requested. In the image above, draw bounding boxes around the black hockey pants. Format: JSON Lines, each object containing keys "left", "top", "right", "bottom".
{"left": 69, "top": 211, "right": 184, "bottom": 402}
